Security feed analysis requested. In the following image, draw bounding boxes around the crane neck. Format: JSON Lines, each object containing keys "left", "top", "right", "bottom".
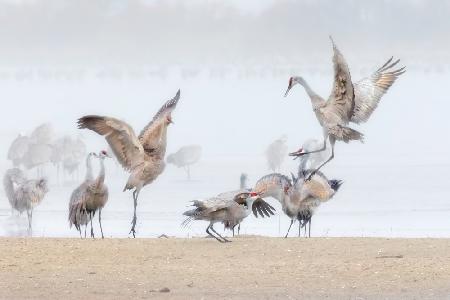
{"left": 85, "top": 155, "right": 94, "bottom": 181}
{"left": 94, "top": 158, "right": 106, "bottom": 188}
{"left": 295, "top": 77, "right": 324, "bottom": 108}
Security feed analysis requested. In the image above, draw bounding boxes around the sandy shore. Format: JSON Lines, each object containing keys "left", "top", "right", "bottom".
{"left": 0, "top": 237, "right": 449, "bottom": 299}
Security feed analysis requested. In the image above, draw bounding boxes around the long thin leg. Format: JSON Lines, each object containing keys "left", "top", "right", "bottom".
{"left": 84, "top": 223, "right": 87, "bottom": 239}
{"left": 130, "top": 190, "right": 139, "bottom": 238}
{"left": 232, "top": 226, "right": 235, "bottom": 237}
{"left": 27, "top": 209, "right": 33, "bottom": 236}
{"left": 298, "top": 221, "right": 302, "bottom": 237}
{"left": 306, "top": 138, "right": 335, "bottom": 181}
{"left": 285, "top": 219, "right": 294, "bottom": 238}
{"left": 290, "top": 136, "right": 328, "bottom": 157}
{"left": 90, "top": 212, "right": 95, "bottom": 238}
{"left": 99, "top": 209, "right": 104, "bottom": 239}
{"left": 309, "top": 218, "right": 312, "bottom": 238}
{"left": 206, "top": 225, "right": 224, "bottom": 243}
{"left": 210, "top": 225, "right": 231, "bottom": 242}
{"left": 237, "top": 223, "right": 241, "bottom": 235}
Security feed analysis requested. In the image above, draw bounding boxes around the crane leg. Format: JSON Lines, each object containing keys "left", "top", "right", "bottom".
{"left": 210, "top": 225, "right": 230, "bottom": 243}
{"left": 238, "top": 223, "right": 241, "bottom": 235}
{"left": 285, "top": 220, "right": 294, "bottom": 238}
{"left": 90, "top": 212, "right": 95, "bottom": 239}
{"left": 290, "top": 135, "right": 328, "bottom": 158}
{"left": 306, "top": 138, "right": 335, "bottom": 181}
{"left": 298, "top": 221, "right": 301, "bottom": 237}
{"left": 27, "top": 209, "right": 33, "bottom": 236}
{"left": 99, "top": 209, "right": 104, "bottom": 239}
{"left": 232, "top": 226, "right": 235, "bottom": 237}
{"left": 206, "top": 225, "right": 225, "bottom": 243}
{"left": 129, "top": 190, "right": 139, "bottom": 238}
{"left": 309, "top": 218, "right": 312, "bottom": 238}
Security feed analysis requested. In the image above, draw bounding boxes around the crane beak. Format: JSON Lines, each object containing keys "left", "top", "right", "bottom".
{"left": 289, "top": 148, "right": 304, "bottom": 157}
{"left": 284, "top": 85, "right": 291, "bottom": 97}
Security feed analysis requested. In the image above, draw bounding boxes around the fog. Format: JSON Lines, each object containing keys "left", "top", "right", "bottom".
{"left": 0, "top": 0, "right": 449, "bottom": 238}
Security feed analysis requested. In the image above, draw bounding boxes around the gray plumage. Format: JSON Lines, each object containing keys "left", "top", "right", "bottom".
{"left": 285, "top": 37, "right": 405, "bottom": 179}
{"left": 252, "top": 166, "right": 341, "bottom": 238}
{"left": 183, "top": 191, "right": 275, "bottom": 243}
{"left": 77, "top": 89, "right": 180, "bottom": 237}
{"left": 265, "top": 136, "right": 288, "bottom": 172}
{"left": 3, "top": 168, "right": 49, "bottom": 233}
{"left": 68, "top": 151, "right": 109, "bottom": 239}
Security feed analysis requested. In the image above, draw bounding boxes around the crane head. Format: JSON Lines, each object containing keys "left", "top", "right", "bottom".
{"left": 99, "top": 150, "right": 111, "bottom": 159}
{"left": 284, "top": 77, "right": 294, "bottom": 97}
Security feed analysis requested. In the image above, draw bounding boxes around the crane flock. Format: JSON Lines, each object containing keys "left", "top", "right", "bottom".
{"left": 2, "top": 38, "right": 404, "bottom": 241}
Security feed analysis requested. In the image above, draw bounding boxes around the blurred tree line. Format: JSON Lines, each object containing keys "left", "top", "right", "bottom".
{"left": 0, "top": 0, "right": 448, "bottom": 67}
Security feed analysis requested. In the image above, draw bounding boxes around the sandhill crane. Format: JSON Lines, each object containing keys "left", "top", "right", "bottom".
{"left": 167, "top": 145, "right": 202, "bottom": 180}
{"left": 7, "top": 133, "right": 29, "bottom": 167}
{"left": 78, "top": 90, "right": 180, "bottom": 237}
{"left": 265, "top": 136, "right": 288, "bottom": 172}
{"left": 285, "top": 37, "right": 405, "bottom": 180}
{"left": 68, "top": 152, "right": 97, "bottom": 238}
{"left": 183, "top": 192, "right": 275, "bottom": 243}
{"left": 251, "top": 170, "right": 342, "bottom": 238}
{"left": 3, "top": 168, "right": 49, "bottom": 233}
{"left": 68, "top": 150, "right": 110, "bottom": 238}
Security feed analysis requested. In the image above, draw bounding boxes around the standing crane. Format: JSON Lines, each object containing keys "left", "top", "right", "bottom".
{"left": 68, "top": 150, "right": 110, "bottom": 238}
{"left": 284, "top": 37, "right": 405, "bottom": 180}
{"left": 182, "top": 192, "right": 275, "bottom": 243}
{"left": 77, "top": 90, "right": 180, "bottom": 237}
{"left": 167, "top": 145, "right": 202, "bottom": 180}
{"left": 68, "top": 152, "right": 97, "bottom": 238}
{"left": 3, "top": 168, "right": 49, "bottom": 234}
{"left": 265, "top": 136, "right": 288, "bottom": 172}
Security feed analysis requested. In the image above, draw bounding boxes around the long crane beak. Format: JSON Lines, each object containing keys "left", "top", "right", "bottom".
{"left": 284, "top": 86, "right": 291, "bottom": 97}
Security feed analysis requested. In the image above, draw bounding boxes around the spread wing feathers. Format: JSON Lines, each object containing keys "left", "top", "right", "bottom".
{"left": 138, "top": 89, "right": 180, "bottom": 151}
{"left": 352, "top": 57, "right": 405, "bottom": 124}
{"left": 327, "top": 124, "right": 364, "bottom": 143}
{"left": 77, "top": 115, "right": 144, "bottom": 171}
{"left": 301, "top": 173, "right": 337, "bottom": 202}
{"left": 252, "top": 198, "right": 276, "bottom": 218}
{"left": 326, "top": 37, "right": 355, "bottom": 123}
{"left": 253, "top": 173, "right": 292, "bottom": 194}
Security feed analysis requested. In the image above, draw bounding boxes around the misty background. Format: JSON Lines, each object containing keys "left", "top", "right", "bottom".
{"left": 0, "top": 0, "right": 448, "bottom": 238}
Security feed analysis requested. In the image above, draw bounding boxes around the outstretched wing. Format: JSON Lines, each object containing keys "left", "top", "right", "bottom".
{"left": 77, "top": 116, "right": 144, "bottom": 171}
{"left": 301, "top": 171, "right": 335, "bottom": 202}
{"left": 325, "top": 37, "right": 355, "bottom": 123}
{"left": 351, "top": 57, "right": 405, "bottom": 124}
{"left": 138, "top": 89, "right": 180, "bottom": 152}
{"left": 252, "top": 198, "right": 276, "bottom": 218}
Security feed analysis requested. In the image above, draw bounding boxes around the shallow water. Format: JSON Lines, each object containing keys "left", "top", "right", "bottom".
{"left": 1, "top": 153, "right": 449, "bottom": 239}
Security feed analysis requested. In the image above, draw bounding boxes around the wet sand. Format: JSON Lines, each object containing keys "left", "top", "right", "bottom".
{"left": 1, "top": 237, "right": 450, "bottom": 299}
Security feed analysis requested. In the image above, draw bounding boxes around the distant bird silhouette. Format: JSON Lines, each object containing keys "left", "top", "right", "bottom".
{"left": 183, "top": 192, "right": 275, "bottom": 243}
{"left": 7, "top": 133, "right": 30, "bottom": 167}
{"left": 285, "top": 37, "right": 405, "bottom": 180}
{"left": 78, "top": 90, "right": 180, "bottom": 237}
{"left": 265, "top": 136, "right": 288, "bottom": 172}
{"left": 3, "top": 168, "right": 48, "bottom": 234}
{"left": 167, "top": 145, "right": 202, "bottom": 180}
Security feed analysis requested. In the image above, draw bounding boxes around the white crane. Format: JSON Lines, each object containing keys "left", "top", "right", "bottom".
{"left": 265, "top": 136, "right": 288, "bottom": 172}
{"left": 3, "top": 168, "right": 49, "bottom": 234}
{"left": 285, "top": 37, "right": 405, "bottom": 180}
{"left": 78, "top": 90, "right": 180, "bottom": 237}
{"left": 167, "top": 145, "right": 202, "bottom": 180}
{"left": 183, "top": 192, "right": 275, "bottom": 243}
{"left": 68, "top": 150, "right": 110, "bottom": 238}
